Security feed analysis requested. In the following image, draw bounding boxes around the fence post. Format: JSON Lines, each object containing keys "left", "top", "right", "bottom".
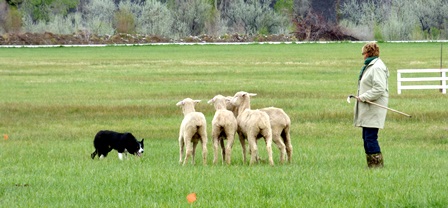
{"left": 442, "top": 70, "right": 447, "bottom": 94}
{"left": 397, "top": 71, "right": 402, "bottom": 94}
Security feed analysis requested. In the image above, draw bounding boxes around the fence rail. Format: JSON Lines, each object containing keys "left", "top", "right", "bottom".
{"left": 397, "top": 69, "right": 448, "bottom": 94}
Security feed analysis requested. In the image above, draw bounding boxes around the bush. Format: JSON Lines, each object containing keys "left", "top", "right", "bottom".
{"left": 136, "top": 0, "right": 174, "bottom": 37}
{"left": 171, "top": 0, "right": 212, "bottom": 38}
{"left": 292, "top": 10, "right": 357, "bottom": 41}
{"left": 225, "top": 0, "right": 288, "bottom": 35}
{"left": 84, "top": 0, "right": 116, "bottom": 35}
{"left": 3, "top": 6, "right": 22, "bottom": 33}
{"left": 23, "top": 13, "right": 82, "bottom": 34}
{"left": 114, "top": 9, "right": 136, "bottom": 34}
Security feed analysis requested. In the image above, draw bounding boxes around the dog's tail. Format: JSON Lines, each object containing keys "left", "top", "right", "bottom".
{"left": 91, "top": 150, "right": 97, "bottom": 159}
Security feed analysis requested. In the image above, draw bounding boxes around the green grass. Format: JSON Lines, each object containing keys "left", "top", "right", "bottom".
{"left": 1, "top": 43, "right": 448, "bottom": 207}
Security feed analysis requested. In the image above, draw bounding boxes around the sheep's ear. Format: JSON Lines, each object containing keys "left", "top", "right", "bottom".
{"left": 193, "top": 100, "right": 201, "bottom": 103}
{"left": 249, "top": 93, "right": 257, "bottom": 97}
{"left": 207, "top": 98, "right": 214, "bottom": 104}
{"left": 176, "top": 101, "right": 184, "bottom": 106}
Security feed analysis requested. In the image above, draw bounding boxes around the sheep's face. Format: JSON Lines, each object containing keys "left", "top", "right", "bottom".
{"left": 208, "top": 95, "right": 227, "bottom": 110}
{"left": 231, "top": 91, "right": 256, "bottom": 106}
{"left": 177, "top": 98, "right": 201, "bottom": 115}
{"left": 230, "top": 95, "right": 242, "bottom": 106}
{"left": 224, "top": 96, "right": 235, "bottom": 111}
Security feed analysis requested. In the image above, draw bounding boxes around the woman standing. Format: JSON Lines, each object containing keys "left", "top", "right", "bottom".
{"left": 354, "top": 42, "right": 389, "bottom": 168}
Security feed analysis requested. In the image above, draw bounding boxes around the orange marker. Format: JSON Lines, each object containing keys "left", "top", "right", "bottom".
{"left": 186, "top": 192, "right": 197, "bottom": 204}
{"left": 3, "top": 134, "right": 8, "bottom": 140}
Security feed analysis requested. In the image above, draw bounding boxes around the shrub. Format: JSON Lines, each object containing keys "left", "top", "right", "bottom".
{"left": 292, "top": 10, "right": 357, "bottom": 41}
{"left": 225, "top": 0, "right": 288, "bottom": 35}
{"left": 84, "top": 0, "right": 116, "bottom": 35}
{"left": 136, "top": 0, "right": 174, "bottom": 37}
{"left": 23, "top": 13, "right": 82, "bottom": 34}
{"left": 171, "top": 0, "right": 212, "bottom": 38}
{"left": 2, "top": 6, "right": 22, "bottom": 33}
{"left": 114, "top": 9, "right": 136, "bottom": 34}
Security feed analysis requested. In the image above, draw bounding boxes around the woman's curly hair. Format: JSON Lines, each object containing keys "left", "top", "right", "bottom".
{"left": 362, "top": 42, "right": 380, "bottom": 57}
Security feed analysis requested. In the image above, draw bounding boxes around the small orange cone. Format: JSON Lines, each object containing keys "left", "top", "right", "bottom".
{"left": 186, "top": 192, "right": 197, "bottom": 204}
{"left": 3, "top": 134, "right": 8, "bottom": 140}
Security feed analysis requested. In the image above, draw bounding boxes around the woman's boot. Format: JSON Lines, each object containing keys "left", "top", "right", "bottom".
{"left": 366, "top": 153, "right": 383, "bottom": 168}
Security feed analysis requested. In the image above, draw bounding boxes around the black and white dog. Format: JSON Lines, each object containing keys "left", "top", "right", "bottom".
{"left": 91, "top": 130, "right": 144, "bottom": 160}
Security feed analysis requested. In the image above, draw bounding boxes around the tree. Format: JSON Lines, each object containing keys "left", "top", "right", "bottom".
{"left": 171, "top": 0, "right": 212, "bottom": 37}
{"left": 0, "top": 1, "right": 22, "bottom": 33}
{"left": 114, "top": 0, "right": 137, "bottom": 34}
{"left": 225, "top": 0, "right": 288, "bottom": 35}
{"left": 84, "top": 0, "right": 116, "bottom": 35}
{"left": 19, "top": 0, "right": 79, "bottom": 23}
{"left": 293, "top": 0, "right": 310, "bottom": 18}
{"left": 412, "top": 0, "right": 448, "bottom": 39}
{"left": 137, "top": 0, "right": 174, "bottom": 37}
{"left": 340, "top": 0, "right": 448, "bottom": 40}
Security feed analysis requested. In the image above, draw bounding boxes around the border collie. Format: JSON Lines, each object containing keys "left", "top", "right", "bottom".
{"left": 91, "top": 130, "right": 144, "bottom": 160}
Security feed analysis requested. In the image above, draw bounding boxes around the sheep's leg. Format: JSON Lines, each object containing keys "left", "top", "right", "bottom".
{"left": 183, "top": 140, "right": 193, "bottom": 166}
{"left": 199, "top": 130, "right": 208, "bottom": 166}
{"left": 179, "top": 136, "right": 184, "bottom": 164}
{"left": 238, "top": 132, "right": 247, "bottom": 164}
{"left": 247, "top": 136, "right": 258, "bottom": 165}
{"left": 192, "top": 141, "right": 199, "bottom": 165}
{"left": 212, "top": 132, "right": 220, "bottom": 165}
{"left": 272, "top": 132, "right": 287, "bottom": 164}
{"left": 254, "top": 139, "right": 262, "bottom": 162}
{"left": 283, "top": 128, "right": 293, "bottom": 163}
{"left": 261, "top": 128, "right": 274, "bottom": 166}
{"left": 201, "top": 139, "right": 208, "bottom": 166}
{"left": 219, "top": 138, "right": 225, "bottom": 165}
{"left": 225, "top": 131, "right": 235, "bottom": 165}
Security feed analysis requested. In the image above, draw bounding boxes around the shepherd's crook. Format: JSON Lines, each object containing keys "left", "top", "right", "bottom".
{"left": 347, "top": 95, "right": 412, "bottom": 118}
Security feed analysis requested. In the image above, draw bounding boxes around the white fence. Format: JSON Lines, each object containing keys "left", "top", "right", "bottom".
{"left": 397, "top": 69, "right": 448, "bottom": 94}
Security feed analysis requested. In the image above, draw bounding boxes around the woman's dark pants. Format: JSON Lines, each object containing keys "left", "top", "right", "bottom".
{"left": 362, "top": 127, "right": 381, "bottom": 154}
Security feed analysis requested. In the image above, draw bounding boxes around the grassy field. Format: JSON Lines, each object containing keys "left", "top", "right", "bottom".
{"left": 1, "top": 42, "right": 447, "bottom": 207}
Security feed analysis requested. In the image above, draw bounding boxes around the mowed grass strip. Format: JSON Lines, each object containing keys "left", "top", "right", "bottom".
{"left": 0, "top": 43, "right": 447, "bottom": 207}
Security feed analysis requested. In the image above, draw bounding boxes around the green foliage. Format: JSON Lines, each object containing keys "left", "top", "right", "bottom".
{"left": 136, "top": 0, "right": 173, "bottom": 37}
{"left": 341, "top": 0, "right": 448, "bottom": 41}
{"left": 1, "top": 43, "right": 448, "bottom": 206}
{"left": 225, "top": 0, "right": 289, "bottom": 35}
{"left": 171, "top": 0, "right": 212, "bottom": 37}
{"left": 84, "top": 0, "right": 115, "bottom": 35}
{"left": 114, "top": 9, "right": 136, "bottom": 34}
{"left": 19, "top": 0, "right": 78, "bottom": 22}
{"left": 2, "top": 6, "right": 22, "bottom": 33}
{"left": 373, "top": 24, "right": 383, "bottom": 42}
{"left": 274, "top": 0, "right": 293, "bottom": 14}
{"left": 23, "top": 13, "right": 82, "bottom": 34}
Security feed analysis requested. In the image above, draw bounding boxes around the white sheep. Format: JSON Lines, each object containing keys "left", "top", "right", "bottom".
{"left": 176, "top": 98, "right": 208, "bottom": 165}
{"left": 231, "top": 91, "right": 274, "bottom": 166}
{"left": 207, "top": 95, "right": 238, "bottom": 165}
{"left": 259, "top": 107, "right": 293, "bottom": 163}
{"left": 226, "top": 96, "right": 293, "bottom": 164}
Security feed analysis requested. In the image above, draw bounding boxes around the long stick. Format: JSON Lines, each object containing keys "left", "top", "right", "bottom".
{"left": 347, "top": 95, "right": 412, "bottom": 118}
{"left": 364, "top": 100, "right": 412, "bottom": 117}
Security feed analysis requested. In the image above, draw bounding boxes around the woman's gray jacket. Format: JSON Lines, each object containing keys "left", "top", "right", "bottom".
{"left": 354, "top": 58, "right": 389, "bottom": 129}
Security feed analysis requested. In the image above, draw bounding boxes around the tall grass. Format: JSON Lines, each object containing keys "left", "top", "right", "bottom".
{"left": 0, "top": 43, "right": 447, "bottom": 207}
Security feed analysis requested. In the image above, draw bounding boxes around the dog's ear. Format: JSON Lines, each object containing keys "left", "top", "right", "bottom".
{"left": 141, "top": 139, "right": 144, "bottom": 143}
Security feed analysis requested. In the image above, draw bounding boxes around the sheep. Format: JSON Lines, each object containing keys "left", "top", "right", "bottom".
{"left": 226, "top": 96, "right": 293, "bottom": 164}
{"left": 207, "top": 95, "right": 238, "bottom": 165}
{"left": 230, "top": 91, "right": 274, "bottom": 166}
{"left": 176, "top": 98, "right": 208, "bottom": 165}
{"left": 259, "top": 107, "right": 292, "bottom": 164}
